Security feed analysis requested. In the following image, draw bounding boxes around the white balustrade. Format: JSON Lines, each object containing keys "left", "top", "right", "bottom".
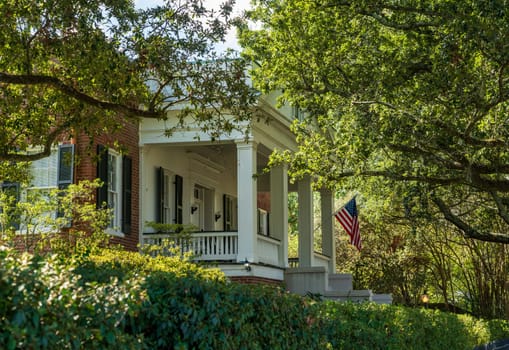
{"left": 256, "top": 235, "right": 280, "bottom": 266}
{"left": 142, "top": 231, "right": 238, "bottom": 261}
{"left": 313, "top": 252, "right": 331, "bottom": 272}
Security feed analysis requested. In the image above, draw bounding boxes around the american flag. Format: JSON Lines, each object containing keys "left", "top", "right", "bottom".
{"left": 334, "top": 197, "right": 361, "bottom": 251}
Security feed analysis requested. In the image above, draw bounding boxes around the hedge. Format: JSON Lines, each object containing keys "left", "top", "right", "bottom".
{"left": 1, "top": 247, "right": 508, "bottom": 349}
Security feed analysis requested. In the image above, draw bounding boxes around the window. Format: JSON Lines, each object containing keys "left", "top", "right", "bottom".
{"left": 0, "top": 144, "right": 74, "bottom": 231}
{"left": 96, "top": 145, "right": 132, "bottom": 234}
{"left": 122, "top": 156, "right": 132, "bottom": 234}
{"left": 157, "top": 167, "right": 172, "bottom": 224}
{"left": 31, "top": 149, "right": 58, "bottom": 188}
{"left": 108, "top": 152, "right": 121, "bottom": 229}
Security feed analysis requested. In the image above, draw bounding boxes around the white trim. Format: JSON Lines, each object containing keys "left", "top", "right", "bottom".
{"left": 106, "top": 227, "right": 125, "bottom": 238}
{"left": 219, "top": 263, "right": 284, "bottom": 281}
{"left": 107, "top": 150, "right": 122, "bottom": 231}
{"left": 188, "top": 152, "right": 224, "bottom": 174}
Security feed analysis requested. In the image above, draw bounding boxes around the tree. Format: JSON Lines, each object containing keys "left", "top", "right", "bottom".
{"left": 240, "top": 0, "right": 509, "bottom": 243}
{"left": 0, "top": 0, "right": 255, "bottom": 170}
{"left": 0, "top": 180, "right": 110, "bottom": 255}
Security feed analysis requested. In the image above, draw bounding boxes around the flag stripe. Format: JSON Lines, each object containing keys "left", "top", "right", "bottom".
{"left": 334, "top": 197, "right": 361, "bottom": 251}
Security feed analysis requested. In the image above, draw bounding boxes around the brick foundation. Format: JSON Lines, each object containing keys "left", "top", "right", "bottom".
{"left": 229, "top": 275, "right": 283, "bottom": 287}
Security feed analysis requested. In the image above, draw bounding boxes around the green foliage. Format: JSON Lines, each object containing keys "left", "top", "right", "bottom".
{"left": 317, "top": 302, "right": 509, "bottom": 350}
{"left": 141, "top": 221, "right": 198, "bottom": 258}
{"left": 337, "top": 186, "right": 509, "bottom": 318}
{"left": 0, "top": 248, "right": 144, "bottom": 349}
{"left": 79, "top": 248, "right": 226, "bottom": 284}
{"left": 1, "top": 247, "right": 509, "bottom": 349}
{"left": 0, "top": 180, "right": 110, "bottom": 256}
{"left": 0, "top": 0, "right": 255, "bottom": 166}
{"left": 241, "top": 0, "right": 509, "bottom": 243}
{"left": 78, "top": 249, "right": 321, "bottom": 349}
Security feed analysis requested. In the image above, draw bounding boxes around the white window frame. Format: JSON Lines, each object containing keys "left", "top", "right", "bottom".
{"left": 257, "top": 208, "right": 268, "bottom": 236}
{"left": 107, "top": 150, "right": 123, "bottom": 234}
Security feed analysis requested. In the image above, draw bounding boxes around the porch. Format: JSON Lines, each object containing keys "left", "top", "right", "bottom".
{"left": 138, "top": 97, "right": 391, "bottom": 302}
{"left": 141, "top": 230, "right": 391, "bottom": 304}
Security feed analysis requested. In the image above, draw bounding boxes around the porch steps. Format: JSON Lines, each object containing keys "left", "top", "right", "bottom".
{"left": 284, "top": 267, "right": 392, "bottom": 304}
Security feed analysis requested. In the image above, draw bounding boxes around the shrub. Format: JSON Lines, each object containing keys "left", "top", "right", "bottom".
{"left": 2, "top": 247, "right": 509, "bottom": 349}
{"left": 78, "top": 249, "right": 322, "bottom": 349}
{"left": 0, "top": 248, "right": 144, "bottom": 349}
{"left": 316, "top": 301, "right": 509, "bottom": 349}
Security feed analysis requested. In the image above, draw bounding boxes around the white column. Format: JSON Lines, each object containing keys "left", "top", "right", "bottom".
{"left": 270, "top": 164, "right": 288, "bottom": 267}
{"left": 320, "top": 189, "right": 336, "bottom": 273}
{"left": 298, "top": 176, "right": 314, "bottom": 267}
{"left": 236, "top": 140, "right": 258, "bottom": 263}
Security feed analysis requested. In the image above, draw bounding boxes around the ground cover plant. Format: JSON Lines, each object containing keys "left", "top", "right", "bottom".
{"left": 1, "top": 247, "right": 508, "bottom": 349}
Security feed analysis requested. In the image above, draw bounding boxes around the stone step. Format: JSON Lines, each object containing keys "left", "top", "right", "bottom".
{"left": 371, "top": 293, "right": 393, "bottom": 304}
{"left": 323, "top": 289, "right": 372, "bottom": 302}
{"left": 327, "top": 273, "right": 353, "bottom": 292}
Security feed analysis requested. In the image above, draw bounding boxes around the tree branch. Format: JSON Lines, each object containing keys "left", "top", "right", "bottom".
{"left": 352, "top": 99, "right": 507, "bottom": 148}
{"left": 387, "top": 143, "right": 466, "bottom": 170}
{"left": 0, "top": 114, "right": 78, "bottom": 162}
{"left": 331, "top": 169, "right": 462, "bottom": 186}
{"left": 0, "top": 73, "right": 163, "bottom": 119}
{"left": 489, "top": 190, "right": 509, "bottom": 225}
{"left": 432, "top": 195, "right": 509, "bottom": 244}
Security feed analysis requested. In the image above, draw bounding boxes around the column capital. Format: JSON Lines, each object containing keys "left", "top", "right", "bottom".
{"left": 235, "top": 139, "right": 258, "bottom": 150}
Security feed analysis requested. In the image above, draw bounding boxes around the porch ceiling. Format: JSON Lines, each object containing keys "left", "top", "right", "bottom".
{"left": 151, "top": 141, "right": 294, "bottom": 193}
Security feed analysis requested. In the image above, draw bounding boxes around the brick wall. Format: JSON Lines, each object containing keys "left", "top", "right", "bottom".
{"left": 74, "top": 117, "right": 140, "bottom": 251}
{"left": 229, "top": 275, "right": 283, "bottom": 287}
{"left": 257, "top": 192, "right": 271, "bottom": 212}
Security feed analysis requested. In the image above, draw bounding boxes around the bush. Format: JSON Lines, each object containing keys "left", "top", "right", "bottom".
{"left": 0, "top": 248, "right": 144, "bottom": 349}
{"left": 78, "top": 249, "right": 322, "bottom": 349}
{"left": 317, "top": 302, "right": 478, "bottom": 349}
{"left": 1, "top": 247, "right": 509, "bottom": 349}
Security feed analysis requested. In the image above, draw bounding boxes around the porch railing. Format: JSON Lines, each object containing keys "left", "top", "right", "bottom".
{"left": 287, "top": 252, "right": 331, "bottom": 270}
{"left": 142, "top": 231, "right": 238, "bottom": 261}
{"left": 256, "top": 234, "right": 281, "bottom": 266}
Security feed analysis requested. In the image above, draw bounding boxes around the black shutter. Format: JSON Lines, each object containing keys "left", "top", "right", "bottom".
{"left": 156, "top": 167, "right": 164, "bottom": 223}
{"left": 122, "top": 156, "right": 132, "bottom": 234}
{"left": 223, "top": 194, "right": 231, "bottom": 231}
{"left": 96, "top": 145, "right": 108, "bottom": 209}
{"left": 175, "top": 175, "right": 183, "bottom": 224}
{"left": 267, "top": 212, "right": 270, "bottom": 236}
